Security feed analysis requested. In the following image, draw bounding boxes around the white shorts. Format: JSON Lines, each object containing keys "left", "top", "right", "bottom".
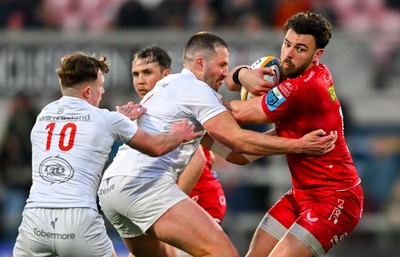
{"left": 13, "top": 207, "right": 114, "bottom": 257}
{"left": 98, "top": 174, "right": 187, "bottom": 238}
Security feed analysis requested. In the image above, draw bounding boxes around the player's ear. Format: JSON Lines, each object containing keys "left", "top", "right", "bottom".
{"left": 162, "top": 69, "right": 172, "bottom": 77}
{"left": 82, "top": 85, "right": 91, "bottom": 99}
{"left": 314, "top": 48, "right": 324, "bottom": 63}
{"left": 194, "top": 57, "right": 205, "bottom": 71}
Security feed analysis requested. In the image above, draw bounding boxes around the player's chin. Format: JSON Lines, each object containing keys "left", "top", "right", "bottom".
{"left": 212, "top": 81, "right": 222, "bottom": 91}
{"left": 138, "top": 90, "right": 148, "bottom": 97}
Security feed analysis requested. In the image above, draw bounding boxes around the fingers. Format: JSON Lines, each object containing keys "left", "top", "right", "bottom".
{"left": 310, "top": 129, "right": 326, "bottom": 136}
{"left": 319, "top": 131, "right": 337, "bottom": 154}
{"left": 261, "top": 67, "right": 275, "bottom": 76}
{"left": 171, "top": 120, "right": 204, "bottom": 142}
{"left": 240, "top": 68, "right": 274, "bottom": 96}
{"left": 116, "top": 102, "right": 147, "bottom": 121}
{"left": 117, "top": 103, "right": 143, "bottom": 113}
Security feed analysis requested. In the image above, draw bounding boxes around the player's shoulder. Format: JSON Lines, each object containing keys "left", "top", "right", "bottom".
{"left": 98, "top": 108, "right": 129, "bottom": 122}
{"left": 294, "top": 64, "right": 330, "bottom": 86}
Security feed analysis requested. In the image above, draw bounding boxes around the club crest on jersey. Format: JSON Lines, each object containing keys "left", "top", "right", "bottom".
{"left": 266, "top": 87, "right": 286, "bottom": 111}
{"left": 39, "top": 155, "right": 74, "bottom": 184}
{"left": 57, "top": 106, "right": 67, "bottom": 115}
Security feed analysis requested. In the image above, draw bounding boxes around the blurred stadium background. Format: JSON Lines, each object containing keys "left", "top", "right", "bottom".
{"left": 0, "top": 0, "right": 399, "bottom": 256}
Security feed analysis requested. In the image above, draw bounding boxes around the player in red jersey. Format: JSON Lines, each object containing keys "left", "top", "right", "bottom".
{"left": 224, "top": 12, "right": 364, "bottom": 257}
{"left": 129, "top": 45, "right": 226, "bottom": 257}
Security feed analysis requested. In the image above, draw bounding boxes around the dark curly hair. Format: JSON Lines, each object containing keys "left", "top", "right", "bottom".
{"left": 284, "top": 12, "right": 332, "bottom": 49}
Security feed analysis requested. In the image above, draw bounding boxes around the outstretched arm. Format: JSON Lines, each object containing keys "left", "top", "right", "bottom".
{"left": 126, "top": 120, "right": 203, "bottom": 157}
{"left": 202, "top": 111, "right": 337, "bottom": 157}
{"left": 202, "top": 126, "right": 337, "bottom": 165}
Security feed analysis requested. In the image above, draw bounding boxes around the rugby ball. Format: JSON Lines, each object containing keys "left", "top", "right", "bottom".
{"left": 240, "top": 56, "right": 280, "bottom": 101}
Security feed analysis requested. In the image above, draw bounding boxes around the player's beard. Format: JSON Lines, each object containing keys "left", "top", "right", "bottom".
{"left": 203, "top": 67, "right": 220, "bottom": 91}
{"left": 280, "top": 55, "right": 313, "bottom": 80}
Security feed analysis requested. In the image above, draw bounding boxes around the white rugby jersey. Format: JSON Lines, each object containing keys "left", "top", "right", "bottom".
{"left": 26, "top": 96, "right": 138, "bottom": 210}
{"left": 103, "top": 68, "right": 227, "bottom": 181}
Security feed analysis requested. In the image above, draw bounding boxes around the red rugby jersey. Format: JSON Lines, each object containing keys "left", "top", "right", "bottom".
{"left": 261, "top": 64, "right": 360, "bottom": 190}
{"left": 190, "top": 146, "right": 222, "bottom": 194}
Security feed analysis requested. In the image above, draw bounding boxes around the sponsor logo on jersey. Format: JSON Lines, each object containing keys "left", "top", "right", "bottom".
{"left": 39, "top": 155, "right": 74, "bottom": 184}
{"left": 329, "top": 232, "right": 348, "bottom": 247}
{"left": 323, "top": 74, "right": 333, "bottom": 84}
{"left": 262, "top": 215, "right": 269, "bottom": 225}
{"left": 266, "top": 87, "right": 286, "bottom": 111}
{"left": 328, "top": 84, "right": 337, "bottom": 101}
{"left": 57, "top": 106, "right": 66, "bottom": 114}
{"left": 38, "top": 114, "right": 90, "bottom": 121}
{"left": 306, "top": 212, "right": 319, "bottom": 224}
{"left": 304, "top": 71, "right": 315, "bottom": 82}
{"left": 277, "top": 82, "right": 298, "bottom": 97}
{"left": 51, "top": 217, "right": 58, "bottom": 229}
{"left": 328, "top": 199, "right": 344, "bottom": 225}
{"left": 33, "top": 227, "right": 76, "bottom": 240}
{"left": 98, "top": 184, "right": 115, "bottom": 195}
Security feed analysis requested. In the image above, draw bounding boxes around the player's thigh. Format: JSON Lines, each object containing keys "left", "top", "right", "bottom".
{"left": 245, "top": 227, "right": 278, "bottom": 257}
{"left": 13, "top": 208, "right": 54, "bottom": 256}
{"left": 13, "top": 231, "right": 55, "bottom": 257}
{"left": 150, "top": 197, "right": 236, "bottom": 257}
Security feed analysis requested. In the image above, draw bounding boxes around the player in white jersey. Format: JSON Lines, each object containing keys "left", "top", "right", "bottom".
{"left": 12, "top": 51, "right": 202, "bottom": 257}
{"left": 98, "top": 32, "right": 338, "bottom": 257}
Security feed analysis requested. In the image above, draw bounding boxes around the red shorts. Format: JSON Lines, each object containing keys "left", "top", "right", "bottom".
{"left": 261, "top": 184, "right": 363, "bottom": 255}
{"left": 190, "top": 185, "right": 226, "bottom": 224}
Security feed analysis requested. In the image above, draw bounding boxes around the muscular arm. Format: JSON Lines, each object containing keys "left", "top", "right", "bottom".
{"left": 202, "top": 111, "right": 336, "bottom": 156}
{"left": 125, "top": 120, "right": 203, "bottom": 157}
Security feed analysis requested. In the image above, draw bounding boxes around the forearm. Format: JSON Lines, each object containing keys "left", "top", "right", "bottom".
{"left": 146, "top": 132, "right": 184, "bottom": 156}
{"left": 233, "top": 129, "right": 301, "bottom": 155}
{"left": 208, "top": 128, "right": 290, "bottom": 163}
{"left": 177, "top": 147, "right": 206, "bottom": 194}
{"left": 210, "top": 128, "right": 298, "bottom": 156}
{"left": 231, "top": 128, "right": 337, "bottom": 156}
{"left": 127, "top": 130, "right": 183, "bottom": 157}
{"left": 204, "top": 112, "right": 299, "bottom": 157}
